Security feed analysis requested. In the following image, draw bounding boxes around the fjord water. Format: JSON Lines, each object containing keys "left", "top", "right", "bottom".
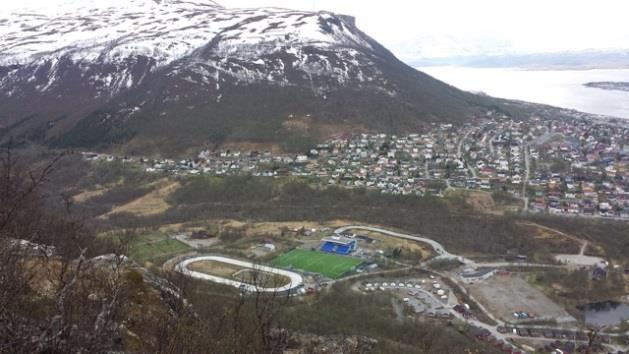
{"left": 420, "top": 66, "right": 629, "bottom": 119}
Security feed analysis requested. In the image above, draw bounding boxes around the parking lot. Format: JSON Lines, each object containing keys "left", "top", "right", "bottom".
{"left": 362, "top": 277, "right": 454, "bottom": 318}
{"left": 468, "top": 275, "right": 576, "bottom": 324}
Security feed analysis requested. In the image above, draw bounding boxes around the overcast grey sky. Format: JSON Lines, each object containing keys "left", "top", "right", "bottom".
{"left": 4, "top": 0, "right": 629, "bottom": 58}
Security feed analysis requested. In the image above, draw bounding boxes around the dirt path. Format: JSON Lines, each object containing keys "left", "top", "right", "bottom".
{"left": 489, "top": 132, "right": 497, "bottom": 156}
{"left": 519, "top": 222, "right": 589, "bottom": 251}
{"left": 457, "top": 129, "right": 473, "bottom": 159}
{"left": 391, "top": 298, "right": 405, "bottom": 322}
{"left": 579, "top": 240, "right": 588, "bottom": 255}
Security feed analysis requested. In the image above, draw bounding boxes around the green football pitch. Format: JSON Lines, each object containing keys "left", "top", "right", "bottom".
{"left": 129, "top": 233, "right": 190, "bottom": 264}
{"left": 271, "top": 249, "right": 362, "bottom": 279}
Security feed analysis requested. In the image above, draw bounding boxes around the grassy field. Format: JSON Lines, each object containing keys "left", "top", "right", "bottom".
{"left": 129, "top": 233, "right": 191, "bottom": 264}
{"left": 271, "top": 249, "right": 362, "bottom": 279}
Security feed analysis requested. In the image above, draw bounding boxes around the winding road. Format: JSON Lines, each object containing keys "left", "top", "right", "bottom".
{"left": 336, "top": 224, "right": 627, "bottom": 353}
{"left": 335, "top": 225, "right": 472, "bottom": 265}
{"left": 457, "top": 129, "right": 474, "bottom": 159}
{"left": 334, "top": 225, "right": 564, "bottom": 269}
{"left": 457, "top": 128, "right": 479, "bottom": 180}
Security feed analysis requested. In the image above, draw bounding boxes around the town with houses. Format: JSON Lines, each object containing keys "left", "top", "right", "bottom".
{"left": 86, "top": 113, "right": 629, "bottom": 220}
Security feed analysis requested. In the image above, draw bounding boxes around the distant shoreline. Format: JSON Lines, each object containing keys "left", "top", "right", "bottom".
{"left": 420, "top": 66, "right": 629, "bottom": 119}
{"left": 583, "top": 81, "right": 629, "bottom": 92}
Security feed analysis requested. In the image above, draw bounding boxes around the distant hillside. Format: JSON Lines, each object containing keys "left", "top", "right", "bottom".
{"left": 411, "top": 49, "right": 629, "bottom": 70}
{"left": 0, "top": 0, "right": 507, "bottom": 155}
{"left": 584, "top": 81, "right": 629, "bottom": 92}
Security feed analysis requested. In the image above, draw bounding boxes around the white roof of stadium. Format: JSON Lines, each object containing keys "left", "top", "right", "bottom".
{"left": 322, "top": 236, "right": 356, "bottom": 245}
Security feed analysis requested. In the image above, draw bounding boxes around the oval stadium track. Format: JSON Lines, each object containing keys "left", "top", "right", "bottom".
{"left": 176, "top": 255, "right": 303, "bottom": 293}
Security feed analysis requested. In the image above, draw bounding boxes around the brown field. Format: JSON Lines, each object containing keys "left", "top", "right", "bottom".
{"left": 106, "top": 180, "right": 180, "bottom": 217}
{"left": 465, "top": 191, "right": 496, "bottom": 210}
{"left": 187, "top": 260, "right": 243, "bottom": 278}
{"left": 518, "top": 222, "right": 599, "bottom": 255}
{"left": 456, "top": 190, "right": 522, "bottom": 215}
{"left": 186, "top": 260, "right": 291, "bottom": 287}
{"left": 72, "top": 185, "right": 111, "bottom": 203}
{"left": 356, "top": 229, "right": 434, "bottom": 260}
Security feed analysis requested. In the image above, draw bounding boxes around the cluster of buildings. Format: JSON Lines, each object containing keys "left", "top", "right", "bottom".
{"left": 524, "top": 118, "right": 629, "bottom": 218}
{"left": 85, "top": 113, "right": 629, "bottom": 220}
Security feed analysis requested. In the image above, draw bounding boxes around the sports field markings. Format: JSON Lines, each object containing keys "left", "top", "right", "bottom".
{"left": 271, "top": 249, "right": 362, "bottom": 278}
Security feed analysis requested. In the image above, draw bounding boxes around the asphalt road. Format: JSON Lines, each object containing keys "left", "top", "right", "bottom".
{"left": 335, "top": 224, "right": 627, "bottom": 353}
{"left": 334, "top": 225, "right": 473, "bottom": 265}
{"left": 335, "top": 225, "right": 563, "bottom": 269}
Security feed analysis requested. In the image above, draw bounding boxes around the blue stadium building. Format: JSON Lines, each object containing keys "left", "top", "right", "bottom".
{"left": 319, "top": 236, "right": 357, "bottom": 255}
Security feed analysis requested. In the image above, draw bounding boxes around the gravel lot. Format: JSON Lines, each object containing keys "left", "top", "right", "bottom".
{"left": 468, "top": 274, "right": 576, "bottom": 324}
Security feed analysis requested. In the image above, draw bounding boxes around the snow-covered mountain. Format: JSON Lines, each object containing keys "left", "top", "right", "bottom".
{"left": 0, "top": 0, "right": 496, "bottom": 154}
{"left": 1, "top": 0, "right": 381, "bottom": 96}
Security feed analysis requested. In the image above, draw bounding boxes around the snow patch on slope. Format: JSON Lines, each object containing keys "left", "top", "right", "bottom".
{"left": 0, "top": 0, "right": 393, "bottom": 99}
{"left": 0, "top": 0, "right": 368, "bottom": 67}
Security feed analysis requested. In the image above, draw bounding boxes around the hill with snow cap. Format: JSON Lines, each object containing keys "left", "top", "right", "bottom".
{"left": 0, "top": 0, "right": 500, "bottom": 154}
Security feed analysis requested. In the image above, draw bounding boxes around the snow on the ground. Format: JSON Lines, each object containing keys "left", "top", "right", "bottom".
{"left": 0, "top": 0, "right": 367, "bottom": 67}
